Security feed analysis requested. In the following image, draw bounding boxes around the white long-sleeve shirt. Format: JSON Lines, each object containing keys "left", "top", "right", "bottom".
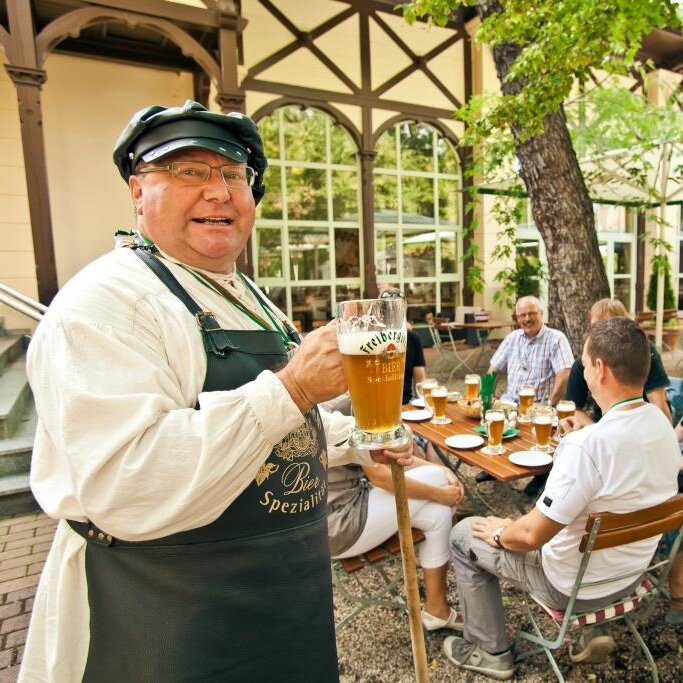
{"left": 20, "top": 245, "right": 367, "bottom": 682}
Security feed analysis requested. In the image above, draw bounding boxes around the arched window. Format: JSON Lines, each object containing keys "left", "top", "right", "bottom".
{"left": 253, "top": 106, "right": 361, "bottom": 331}
{"left": 374, "top": 122, "right": 462, "bottom": 323}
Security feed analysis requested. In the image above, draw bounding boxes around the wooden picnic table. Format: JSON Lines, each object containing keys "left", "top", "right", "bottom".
{"left": 404, "top": 400, "right": 553, "bottom": 513}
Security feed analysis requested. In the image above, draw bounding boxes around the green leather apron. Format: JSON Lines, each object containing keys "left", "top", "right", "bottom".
{"left": 68, "top": 249, "right": 338, "bottom": 682}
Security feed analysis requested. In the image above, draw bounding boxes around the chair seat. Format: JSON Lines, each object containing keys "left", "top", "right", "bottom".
{"left": 531, "top": 576, "right": 654, "bottom": 628}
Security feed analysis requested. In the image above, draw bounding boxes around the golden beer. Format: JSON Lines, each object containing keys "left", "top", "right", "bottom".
{"left": 341, "top": 349, "right": 406, "bottom": 433}
{"left": 556, "top": 400, "right": 576, "bottom": 421}
{"left": 531, "top": 405, "right": 554, "bottom": 451}
{"left": 465, "top": 374, "right": 480, "bottom": 401}
{"left": 423, "top": 386, "right": 437, "bottom": 411}
{"left": 486, "top": 410, "right": 505, "bottom": 449}
{"left": 337, "top": 297, "right": 410, "bottom": 449}
{"left": 430, "top": 386, "right": 450, "bottom": 425}
{"left": 518, "top": 385, "right": 535, "bottom": 422}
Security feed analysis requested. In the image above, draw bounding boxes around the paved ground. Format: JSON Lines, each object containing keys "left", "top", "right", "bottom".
{"left": 0, "top": 339, "right": 680, "bottom": 681}
{"left": 0, "top": 511, "right": 57, "bottom": 682}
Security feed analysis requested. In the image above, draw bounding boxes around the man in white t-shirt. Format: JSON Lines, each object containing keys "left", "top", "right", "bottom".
{"left": 442, "top": 317, "right": 681, "bottom": 680}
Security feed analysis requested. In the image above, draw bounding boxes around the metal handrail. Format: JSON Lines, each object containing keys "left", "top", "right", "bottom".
{"left": 0, "top": 283, "right": 46, "bottom": 322}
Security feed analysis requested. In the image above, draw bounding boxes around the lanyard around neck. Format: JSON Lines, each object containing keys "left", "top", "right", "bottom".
{"left": 605, "top": 396, "right": 644, "bottom": 415}
{"left": 131, "top": 232, "right": 294, "bottom": 348}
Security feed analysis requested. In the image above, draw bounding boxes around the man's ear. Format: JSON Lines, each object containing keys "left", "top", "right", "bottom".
{"left": 595, "top": 358, "right": 608, "bottom": 382}
{"left": 129, "top": 175, "right": 144, "bottom": 216}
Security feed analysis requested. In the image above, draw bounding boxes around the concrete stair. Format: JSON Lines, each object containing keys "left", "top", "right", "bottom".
{"left": 0, "top": 333, "right": 37, "bottom": 515}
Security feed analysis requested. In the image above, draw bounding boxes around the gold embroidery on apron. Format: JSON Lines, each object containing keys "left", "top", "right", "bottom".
{"left": 274, "top": 419, "right": 317, "bottom": 462}
{"left": 255, "top": 463, "right": 279, "bottom": 486}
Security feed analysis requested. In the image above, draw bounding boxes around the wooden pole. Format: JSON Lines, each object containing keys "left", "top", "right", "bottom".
{"left": 390, "top": 462, "right": 430, "bottom": 683}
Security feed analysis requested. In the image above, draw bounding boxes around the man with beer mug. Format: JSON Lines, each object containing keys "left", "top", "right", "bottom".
{"left": 441, "top": 318, "right": 680, "bottom": 680}
{"left": 477, "top": 296, "right": 573, "bottom": 488}
{"left": 488, "top": 296, "right": 573, "bottom": 406}
{"left": 20, "top": 101, "right": 412, "bottom": 682}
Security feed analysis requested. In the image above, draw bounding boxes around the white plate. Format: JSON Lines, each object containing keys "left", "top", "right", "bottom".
{"left": 447, "top": 392, "right": 461, "bottom": 403}
{"left": 410, "top": 397, "right": 426, "bottom": 408}
{"left": 508, "top": 450, "right": 553, "bottom": 467}
{"left": 445, "top": 434, "right": 485, "bottom": 449}
{"left": 401, "top": 409, "right": 433, "bottom": 421}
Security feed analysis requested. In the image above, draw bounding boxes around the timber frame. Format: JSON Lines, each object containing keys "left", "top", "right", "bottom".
{"left": 0, "top": 0, "right": 473, "bottom": 301}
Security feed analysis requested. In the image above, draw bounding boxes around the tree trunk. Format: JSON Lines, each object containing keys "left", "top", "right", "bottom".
{"left": 477, "top": 1, "right": 610, "bottom": 354}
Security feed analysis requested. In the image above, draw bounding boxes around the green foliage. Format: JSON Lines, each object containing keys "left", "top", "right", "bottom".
{"left": 646, "top": 257, "right": 676, "bottom": 311}
{"left": 403, "top": 1, "right": 681, "bottom": 142}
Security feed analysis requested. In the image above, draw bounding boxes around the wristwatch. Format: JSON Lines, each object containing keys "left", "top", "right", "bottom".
{"left": 493, "top": 526, "right": 506, "bottom": 549}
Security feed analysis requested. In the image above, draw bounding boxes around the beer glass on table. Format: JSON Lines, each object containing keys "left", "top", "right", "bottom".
{"left": 337, "top": 299, "right": 410, "bottom": 449}
{"left": 417, "top": 379, "right": 439, "bottom": 413}
{"left": 464, "top": 374, "right": 480, "bottom": 403}
{"left": 482, "top": 409, "right": 506, "bottom": 455}
{"left": 517, "top": 384, "right": 535, "bottom": 423}
{"left": 531, "top": 404, "right": 554, "bottom": 452}
{"left": 430, "top": 385, "right": 451, "bottom": 425}
{"left": 555, "top": 399, "right": 575, "bottom": 438}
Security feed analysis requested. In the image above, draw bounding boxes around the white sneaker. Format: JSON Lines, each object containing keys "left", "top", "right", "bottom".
{"left": 421, "top": 607, "right": 463, "bottom": 631}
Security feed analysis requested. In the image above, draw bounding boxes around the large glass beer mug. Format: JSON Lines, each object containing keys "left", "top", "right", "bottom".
{"left": 337, "top": 298, "right": 410, "bottom": 449}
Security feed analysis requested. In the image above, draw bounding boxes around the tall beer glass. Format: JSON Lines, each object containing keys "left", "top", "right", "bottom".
{"left": 337, "top": 299, "right": 410, "bottom": 449}
{"left": 482, "top": 409, "right": 505, "bottom": 455}
{"left": 531, "top": 405, "right": 554, "bottom": 452}
{"left": 465, "top": 374, "right": 480, "bottom": 402}
{"left": 556, "top": 399, "right": 575, "bottom": 438}
{"left": 517, "top": 384, "right": 535, "bottom": 423}
{"left": 430, "top": 385, "right": 451, "bottom": 425}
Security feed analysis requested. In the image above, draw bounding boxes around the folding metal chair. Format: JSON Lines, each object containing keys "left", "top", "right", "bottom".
{"left": 516, "top": 493, "right": 683, "bottom": 682}
{"left": 331, "top": 528, "right": 425, "bottom": 631}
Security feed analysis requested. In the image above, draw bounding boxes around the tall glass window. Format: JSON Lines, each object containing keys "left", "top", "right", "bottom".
{"left": 253, "top": 107, "right": 361, "bottom": 331}
{"left": 516, "top": 202, "right": 636, "bottom": 311}
{"left": 678, "top": 208, "right": 683, "bottom": 310}
{"left": 374, "top": 122, "right": 462, "bottom": 324}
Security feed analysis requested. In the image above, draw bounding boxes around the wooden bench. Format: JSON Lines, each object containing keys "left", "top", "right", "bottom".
{"left": 332, "top": 528, "right": 425, "bottom": 631}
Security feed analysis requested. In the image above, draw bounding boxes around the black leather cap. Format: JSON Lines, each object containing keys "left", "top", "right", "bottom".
{"left": 113, "top": 100, "right": 267, "bottom": 204}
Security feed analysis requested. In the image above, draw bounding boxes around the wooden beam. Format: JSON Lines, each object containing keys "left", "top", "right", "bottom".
{"left": 243, "top": 78, "right": 457, "bottom": 120}
{"left": 83, "top": 0, "right": 220, "bottom": 29}
{"left": 5, "top": 0, "right": 58, "bottom": 304}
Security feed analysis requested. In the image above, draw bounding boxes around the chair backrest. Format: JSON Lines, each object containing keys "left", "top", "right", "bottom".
{"left": 580, "top": 494, "right": 683, "bottom": 553}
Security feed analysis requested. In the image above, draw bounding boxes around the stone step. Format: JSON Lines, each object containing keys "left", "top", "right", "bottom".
{"left": 0, "top": 472, "right": 38, "bottom": 516}
{"left": 0, "top": 335, "right": 24, "bottom": 374}
{"left": 0, "top": 399, "right": 35, "bottom": 477}
{"left": 0, "top": 355, "right": 30, "bottom": 439}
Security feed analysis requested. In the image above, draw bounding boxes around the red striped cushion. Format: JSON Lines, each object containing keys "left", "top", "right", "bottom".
{"left": 532, "top": 576, "right": 655, "bottom": 627}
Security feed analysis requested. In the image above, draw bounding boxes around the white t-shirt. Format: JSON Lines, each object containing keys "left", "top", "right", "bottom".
{"left": 537, "top": 403, "right": 680, "bottom": 599}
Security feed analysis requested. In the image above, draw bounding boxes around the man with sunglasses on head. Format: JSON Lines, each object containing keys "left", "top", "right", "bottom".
{"left": 20, "top": 101, "right": 412, "bottom": 683}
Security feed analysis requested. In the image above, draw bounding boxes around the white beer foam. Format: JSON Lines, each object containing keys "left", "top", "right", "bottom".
{"left": 533, "top": 415, "right": 552, "bottom": 424}
{"left": 338, "top": 330, "right": 407, "bottom": 355}
{"left": 519, "top": 388, "right": 535, "bottom": 396}
{"left": 486, "top": 411, "right": 505, "bottom": 420}
{"left": 431, "top": 389, "right": 448, "bottom": 398}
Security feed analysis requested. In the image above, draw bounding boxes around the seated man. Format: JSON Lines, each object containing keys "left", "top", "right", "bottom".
{"left": 566, "top": 298, "right": 670, "bottom": 426}
{"left": 478, "top": 296, "right": 574, "bottom": 491}
{"left": 443, "top": 317, "right": 681, "bottom": 680}
{"left": 488, "top": 296, "right": 574, "bottom": 405}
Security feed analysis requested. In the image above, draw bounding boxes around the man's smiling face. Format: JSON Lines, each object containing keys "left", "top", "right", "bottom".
{"left": 129, "top": 148, "right": 255, "bottom": 273}
{"left": 515, "top": 298, "right": 543, "bottom": 338}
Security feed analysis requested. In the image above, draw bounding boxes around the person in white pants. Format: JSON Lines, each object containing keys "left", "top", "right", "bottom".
{"left": 328, "top": 458, "right": 464, "bottom": 630}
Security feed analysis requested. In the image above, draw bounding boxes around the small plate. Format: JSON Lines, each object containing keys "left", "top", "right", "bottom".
{"left": 445, "top": 434, "right": 484, "bottom": 449}
{"left": 473, "top": 426, "right": 520, "bottom": 439}
{"left": 447, "top": 392, "right": 461, "bottom": 403}
{"left": 401, "top": 409, "right": 432, "bottom": 421}
{"left": 410, "top": 397, "right": 426, "bottom": 408}
{"left": 508, "top": 450, "right": 553, "bottom": 467}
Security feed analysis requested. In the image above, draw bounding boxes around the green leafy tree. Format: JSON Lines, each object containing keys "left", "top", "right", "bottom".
{"left": 404, "top": 0, "right": 680, "bottom": 352}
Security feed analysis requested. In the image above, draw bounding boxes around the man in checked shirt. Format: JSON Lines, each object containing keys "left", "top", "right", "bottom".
{"left": 476, "top": 296, "right": 574, "bottom": 493}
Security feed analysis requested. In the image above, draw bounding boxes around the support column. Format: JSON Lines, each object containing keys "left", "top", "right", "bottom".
{"left": 359, "top": 148, "right": 377, "bottom": 299}
{"left": 215, "top": 5, "right": 246, "bottom": 114}
{"left": 5, "top": 0, "right": 58, "bottom": 304}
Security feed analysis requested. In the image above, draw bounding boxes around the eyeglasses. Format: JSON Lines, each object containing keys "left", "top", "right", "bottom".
{"left": 379, "top": 289, "right": 404, "bottom": 299}
{"left": 137, "top": 162, "right": 256, "bottom": 189}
